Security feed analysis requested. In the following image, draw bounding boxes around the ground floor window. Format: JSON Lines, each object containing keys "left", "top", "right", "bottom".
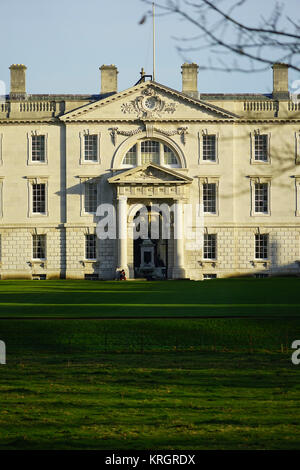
{"left": 32, "top": 234, "right": 46, "bottom": 259}
{"left": 204, "top": 234, "right": 217, "bottom": 259}
{"left": 255, "top": 234, "right": 269, "bottom": 259}
{"left": 85, "top": 234, "right": 97, "bottom": 259}
{"left": 203, "top": 273, "right": 217, "bottom": 280}
{"left": 84, "top": 273, "right": 99, "bottom": 280}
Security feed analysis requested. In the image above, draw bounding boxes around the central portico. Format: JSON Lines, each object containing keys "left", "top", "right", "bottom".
{"left": 108, "top": 163, "right": 192, "bottom": 279}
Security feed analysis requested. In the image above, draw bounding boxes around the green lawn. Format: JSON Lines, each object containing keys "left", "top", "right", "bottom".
{"left": 0, "top": 278, "right": 299, "bottom": 449}
{"left": 1, "top": 350, "right": 300, "bottom": 450}
{"left": 0, "top": 277, "right": 299, "bottom": 317}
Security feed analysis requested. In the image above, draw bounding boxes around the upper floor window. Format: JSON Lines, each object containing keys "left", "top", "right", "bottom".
{"left": 32, "top": 183, "right": 46, "bottom": 214}
{"left": 250, "top": 178, "right": 271, "bottom": 216}
{"left": 84, "top": 182, "right": 98, "bottom": 213}
{"left": 254, "top": 134, "right": 268, "bottom": 162}
{"left": 28, "top": 132, "right": 48, "bottom": 165}
{"left": 84, "top": 134, "right": 98, "bottom": 161}
{"left": 80, "top": 131, "right": 101, "bottom": 164}
{"left": 251, "top": 131, "right": 270, "bottom": 164}
{"left": 123, "top": 144, "right": 137, "bottom": 166}
{"left": 122, "top": 140, "right": 180, "bottom": 168}
{"left": 32, "top": 135, "right": 45, "bottom": 162}
{"left": 199, "top": 130, "right": 219, "bottom": 164}
{"left": 141, "top": 140, "right": 159, "bottom": 164}
{"left": 203, "top": 183, "right": 217, "bottom": 214}
{"left": 203, "top": 134, "right": 216, "bottom": 161}
{"left": 255, "top": 183, "right": 268, "bottom": 213}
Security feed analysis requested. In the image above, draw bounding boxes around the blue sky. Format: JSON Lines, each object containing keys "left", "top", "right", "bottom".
{"left": 0, "top": 0, "right": 298, "bottom": 95}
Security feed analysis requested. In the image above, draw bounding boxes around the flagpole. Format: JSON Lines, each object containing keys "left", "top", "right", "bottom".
{"left": 153, "top": 2, "right": 156, "bottom": 81}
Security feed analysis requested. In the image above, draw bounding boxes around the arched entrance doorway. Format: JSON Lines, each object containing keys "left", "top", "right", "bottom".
{"left": 108, "top": 163, "right": 193, "bottom": 279}
{"left": 132, "top": 205, "right": 168, "bottom": 279}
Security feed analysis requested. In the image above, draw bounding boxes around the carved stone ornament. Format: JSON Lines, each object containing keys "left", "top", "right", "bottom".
{"left": 109, "top": 126, "right": 144, "bottom": 145}
{"left": 109, "top": 124, "right": 188, "bottom": 146}
{"left": 121, "top": 88, "right": 177, "bottom": 119}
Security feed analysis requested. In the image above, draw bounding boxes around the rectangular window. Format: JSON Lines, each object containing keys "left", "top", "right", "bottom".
{"left": 254, "top": 134, "right": 268, "bottom": 162}
{"left": 203, "top": 134, "right": 216, "bottom": 161}
{"left": 84, "top": 135, "right": 98, "bottom": 161}
{"left": 255, "top": 234, "right": 268, "bottom": 259}
{"left": 85, "top": 234, "right": 97, "bottom": 259}
{"left": 32, "top": 183, "right": 46, "bottom": 213}
{"left": 84, "top": 273, "right": 99, "bottom": 280}
{"left": 84, "top": 182, "right": 98, "bottom": 213}
{"left": 33, "top": 234, "right": 46, "bottom": 259}
{"left": 204, "top": 234, "right": 217, "bottom": 259}
{"left": 255, "top": 183, "right": 268, "bottom": 213}
{"left": 203, "top": 274, "right": 217, "bottom": 280}
{"left": 31, "top": 135, "right": 45, "bottom": 162}
{"left": 203, "top": 183, "right": 217, "bottom": 213}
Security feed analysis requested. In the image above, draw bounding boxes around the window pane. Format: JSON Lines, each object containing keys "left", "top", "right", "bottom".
{"left": 204, "top": 234, "right": 216, "bottom": 259}
{"left": 84, "top": 135, "right": 98, "bottom": 161}
{"left": 141, "top": 140, "right": 159, "bottom": 164}
{"left": 255, "top": 183, "right": 268, "bottom": 213}
{"left": 163, "top": 145, "right": 178, "bottom": 165}
{"left": 84, "top": 182, "right": 97, "bottom": 213}
{"left": 32, "top": 135, "right": 45, "bottom": 162}
{"left": 32, "top": 184, "right": 46, "bottom": 213}
{"left": 254, "top": 135, "right": 268, "bottom": 161}
{"left": 203, "top": 135, "right": 216, "bottom": 161}
{"left": 33, "top": 234, "right": 46, "bottom": 259}
{"left": 123, "top": 144, "right": 137, "bottom": 165}
{"left": 203, "top": 183, "right": 216, "bottom": 213}
{"left": 85, "top": 234, "right": 96, "bottom": 259}
{"left": 255, "top": 234, "right": 268, "bottom": 259}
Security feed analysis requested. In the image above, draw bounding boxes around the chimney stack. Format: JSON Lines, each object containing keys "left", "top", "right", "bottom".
{"left": 272, "top": 63, "right": 289, "bottom": 100}
{"left": 181, "top": 63, "right": 199, "bottom": 99}
{"left": 9, "top": 64, "right": 27, "bottom": 100}
{"left": 100, "top": 65, "right": 118, "bottom": 95}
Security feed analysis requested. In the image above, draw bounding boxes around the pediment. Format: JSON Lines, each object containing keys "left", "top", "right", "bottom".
{"left": 60, "top": 81, "right": 239, "bottom": 122}
{"left": 108, "top": 163, "right": 193, "bottom": 185}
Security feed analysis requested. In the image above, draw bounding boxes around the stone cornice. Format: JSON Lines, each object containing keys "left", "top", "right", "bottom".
{"left": 0, "top": 118, "right": 58, "bottom": 124}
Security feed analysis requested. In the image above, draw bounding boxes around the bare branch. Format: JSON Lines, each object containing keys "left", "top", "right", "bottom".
{"left": 140, "top": 0, "right": 300, "bottom": 73}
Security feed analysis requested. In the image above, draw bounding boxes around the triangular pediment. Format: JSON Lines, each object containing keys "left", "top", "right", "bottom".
{"left": 60, "top": 81, "right": 239, "bottom": 122}
{"left": 108, "top": 163, "right": 193, "bottom": 184}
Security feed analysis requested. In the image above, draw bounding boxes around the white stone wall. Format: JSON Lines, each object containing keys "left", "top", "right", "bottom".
{"left": 185, "top": 227, "right": 300, "bottom": 280}
{"left": 0, "top": 227, "right": 65, "bottom": 279}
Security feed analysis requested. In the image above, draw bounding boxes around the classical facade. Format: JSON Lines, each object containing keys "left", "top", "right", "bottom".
{"left": 0, "top": 62, "right": 299, "bottom": 280}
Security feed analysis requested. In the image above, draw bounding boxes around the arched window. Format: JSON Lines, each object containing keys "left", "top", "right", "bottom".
{"left": 122, "top": 139, "right": 180, "bottom": 168}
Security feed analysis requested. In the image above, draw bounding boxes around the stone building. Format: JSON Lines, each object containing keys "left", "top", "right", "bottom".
{"left": 0, "top": 62, "right": 299, "bottom": 280}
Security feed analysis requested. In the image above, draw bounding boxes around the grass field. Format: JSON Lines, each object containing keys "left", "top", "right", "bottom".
{"left": 0, "top": 278, "right": 299, "bottom": 450}
{"left": 0, "top": 277, "right": 299, "bottom": 317}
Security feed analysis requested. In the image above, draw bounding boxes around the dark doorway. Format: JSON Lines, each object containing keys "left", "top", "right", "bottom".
{"left": 133, "top": 207, "right": 168, "bottom": 278}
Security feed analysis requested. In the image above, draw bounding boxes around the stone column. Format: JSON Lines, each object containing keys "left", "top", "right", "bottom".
{"left": 173, "top": 199, "right": 186, "bottom": 278}
{"left": 117, "top": 195, "right": 128, "bottom": 276}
